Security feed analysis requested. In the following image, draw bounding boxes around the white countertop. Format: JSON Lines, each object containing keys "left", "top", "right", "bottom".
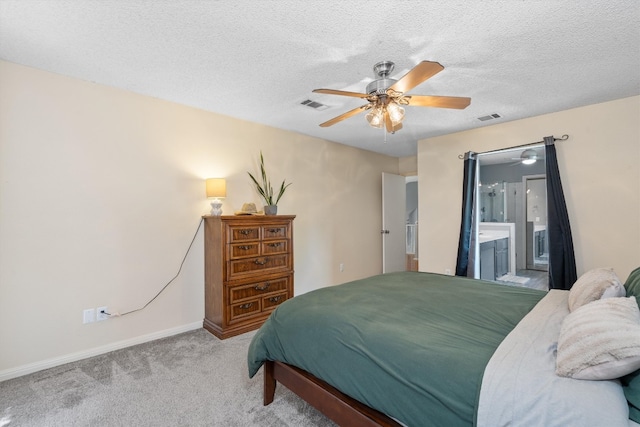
{"left": 478, "top": 230, "right": 510, "bottom": 244}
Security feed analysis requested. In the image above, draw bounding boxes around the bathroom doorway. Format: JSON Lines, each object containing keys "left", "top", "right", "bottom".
{"left": 524, "top": 175, "right": 549, "bottom": 271}
{"left": 476, "top": 147, "right": 548, "bottom": 290}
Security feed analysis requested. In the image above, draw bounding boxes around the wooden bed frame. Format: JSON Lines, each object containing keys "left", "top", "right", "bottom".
{"left": 263, "top": 360, "right": 403, "bottom": 427}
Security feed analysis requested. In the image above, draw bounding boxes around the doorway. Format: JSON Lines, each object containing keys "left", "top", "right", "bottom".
{"left": 382, "top": 173, "right": 418, "bottom": 273}
{"left": 406, "top": 176, "right": 419, "bottom": 272}
{"left": 476, "top": 147, "right": 548, "bottom": 290}
{"left": 524, "top": 175, "right": 549, "bottom": 271}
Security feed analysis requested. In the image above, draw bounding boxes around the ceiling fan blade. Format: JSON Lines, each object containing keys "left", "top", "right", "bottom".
{"left": 388, "top": 61, "right": 444, "bottom": 94}
{"left": 406, "top": 95, "right": 471, "bottom": 109}
{"left": 319, "top": 104, "right": 370, "bottom": 127}
{"left": 313, "top": 88, "right": 370, "bottom": 98}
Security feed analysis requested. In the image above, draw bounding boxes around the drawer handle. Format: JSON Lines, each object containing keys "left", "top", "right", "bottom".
{"left": 269, "top": 296, "right": 283, "bottom": 303}
{"left": 267, "top": 228, "right": 281, "bottom": 233}
{"left": 239, "top": 229, "right": 252, "bottom": 235}
{"left": 267, "top": 243, "right": 282, "bottom": 248}
{"left": 254, "top": 258, "right": 268, "bottom": 266}
{"left": 255, "top": 282, "right": 271, "bottom": 291}
{"left": 238, "top": 245, "right": 253, "bottom": 250}
{"left": 239, "top": 303, "right": 254, "bottom": 309}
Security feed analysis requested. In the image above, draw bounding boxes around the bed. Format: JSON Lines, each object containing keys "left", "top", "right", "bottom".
{"left": 248, "top": 269, "right": 640, "bottom": 426}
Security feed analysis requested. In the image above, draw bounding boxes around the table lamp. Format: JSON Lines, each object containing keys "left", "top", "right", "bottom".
{"left": 206, "top": 178, "right": 226, "bottom": 216}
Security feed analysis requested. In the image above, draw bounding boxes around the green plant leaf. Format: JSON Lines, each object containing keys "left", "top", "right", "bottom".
{"left": 247, "top": 151, "right": 291, "bottom": 207}
{"left": 275, "top": 181, "right": 292, "bottom": 205}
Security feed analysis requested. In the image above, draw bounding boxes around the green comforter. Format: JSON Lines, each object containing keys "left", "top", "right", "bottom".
{"left": 247, "top": 271, "right": 545, "bottom": 426}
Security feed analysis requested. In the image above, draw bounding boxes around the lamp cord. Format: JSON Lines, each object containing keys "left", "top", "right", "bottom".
{"left": 105, "top": 218, "right": 204, "bottom": 317}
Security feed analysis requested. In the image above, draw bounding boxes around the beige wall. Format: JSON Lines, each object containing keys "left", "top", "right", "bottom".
{"left": 418, "top": 96, "right": 640, "bottom": 281}
{"left": 398, "top": 155, "right": 417, "bottom": 176}
{"left": 0, "top": 61, "right": 399, "bottom": 377}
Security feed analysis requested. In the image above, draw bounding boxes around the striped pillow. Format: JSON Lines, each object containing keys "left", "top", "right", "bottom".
{"left": 556, "top": 297, "right": 640, "bottom": 380}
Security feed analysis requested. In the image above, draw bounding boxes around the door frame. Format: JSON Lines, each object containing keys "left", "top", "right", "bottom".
{"left": 522, "top": 174, "right": 548, "bottom": 271}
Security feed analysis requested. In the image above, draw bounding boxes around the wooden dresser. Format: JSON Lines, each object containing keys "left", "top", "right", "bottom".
{"left": 203, "top": 214, "right": 295, "bottom": 339}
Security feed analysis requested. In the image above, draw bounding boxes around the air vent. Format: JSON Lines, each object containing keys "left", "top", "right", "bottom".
{"left": 301, "top": 99, "right": 329, "bottom": 111}
{"left": 477, "top": 113, "right": 502, "bottom": 122}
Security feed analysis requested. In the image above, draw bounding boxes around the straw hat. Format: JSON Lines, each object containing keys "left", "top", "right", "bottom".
{"left": 234, "top": 203, "right": 264, "bottom": 215}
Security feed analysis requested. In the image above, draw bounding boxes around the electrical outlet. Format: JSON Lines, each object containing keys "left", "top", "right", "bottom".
{"left": 339, "top": 263, "right": 344, "bottom": 272}
{"left": 83, "top": 308, "right": 95, "bottom": 324}
{"left": 445, "top": 269, "right": 452, "bottom": 275}
{"left": 96, "top": 306, "right": 109, "bottom": 321}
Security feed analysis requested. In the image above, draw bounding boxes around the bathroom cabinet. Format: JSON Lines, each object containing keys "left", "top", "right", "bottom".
{"left": 480, "top": 237, "right": 509, "bottom": 280}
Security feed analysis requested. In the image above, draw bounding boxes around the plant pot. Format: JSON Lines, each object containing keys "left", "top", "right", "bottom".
{"left": 264, "top": 205, "right": 278, "bottom": 215}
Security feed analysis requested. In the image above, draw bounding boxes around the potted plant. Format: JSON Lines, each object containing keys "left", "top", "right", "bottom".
{"left": 247, "top": 151, "right": 292, "bottom": 215}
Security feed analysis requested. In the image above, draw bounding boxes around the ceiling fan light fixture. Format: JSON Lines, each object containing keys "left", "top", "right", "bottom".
{"left": 314, "top": 60, "right": 471, "bottom": 134}
{"left": 387, "top": 102, "right": 405, "bottom": 126}
{"left": 521, "top": 149, "right": 538, "bottom": 165}
{"left": 366, "top": 106, "right": 384, "bottom": 128}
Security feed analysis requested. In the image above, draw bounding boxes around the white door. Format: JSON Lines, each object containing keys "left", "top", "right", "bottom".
{"left": 382, "top": 172, "right": 406, "bottom": 273}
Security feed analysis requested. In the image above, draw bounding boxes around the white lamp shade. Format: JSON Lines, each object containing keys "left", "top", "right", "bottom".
{"left": 206, "top": 178, "right": 226, "bottom": 198}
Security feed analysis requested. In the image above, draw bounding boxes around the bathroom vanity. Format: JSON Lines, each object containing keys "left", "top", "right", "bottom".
{"left": 479, "top": 222, "right": 516, "bottom": 281}
{"left": 480, "top": 236, "right": 509, "bottom": 280}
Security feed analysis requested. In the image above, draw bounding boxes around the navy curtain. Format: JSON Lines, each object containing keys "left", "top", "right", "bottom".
{"left": 455, "top": 152, "right": 477, "bottom": 277}
{"left": 544, "top": 136, "right": 577, "bottom": 289}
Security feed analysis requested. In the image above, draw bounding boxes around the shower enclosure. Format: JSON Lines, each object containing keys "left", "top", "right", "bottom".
{"left": 480, "top": 182, "right": 507, "bottom": 223}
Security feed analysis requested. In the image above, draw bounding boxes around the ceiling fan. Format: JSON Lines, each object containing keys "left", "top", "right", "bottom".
{"left": 313, "top": 60, "right": 471, "bottom": 133}
{"left": 511, "top": 148, "right": 544, "bottom": 165}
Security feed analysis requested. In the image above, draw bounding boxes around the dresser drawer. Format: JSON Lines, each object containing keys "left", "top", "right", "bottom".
{"left": 261, "top": 239, "right": 289, "bottom": 255}
{"left": 229, "top": 299, "right": 261, "bottom": 322}
{"left": 262, "top": 291, "right": 288, "bottom": 311}
{"left": 228, "top": 225, "right": 260, "bottom": 242}
{"left": 229, "top": 242, "right": 260, "bottom": 259}
{"left": 227, "top": 254, "right": 290, "bottom": 280}
{"left": 262, "top": 224, "right": 289, "bottom": 240}
{"left": 228, "top": 276, "right": 290, "bottom": 303}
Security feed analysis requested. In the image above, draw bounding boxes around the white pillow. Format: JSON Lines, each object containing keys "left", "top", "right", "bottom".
{"left": 556, "top": 296, "right": 640, "bottom": 380}
{"left": 568, "top": 267, "right": 625, "bottom": 312}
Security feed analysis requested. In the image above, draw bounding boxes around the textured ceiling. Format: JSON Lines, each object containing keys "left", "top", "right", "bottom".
{"left": 1, "top": 1, "right": 639, "bottom": 157}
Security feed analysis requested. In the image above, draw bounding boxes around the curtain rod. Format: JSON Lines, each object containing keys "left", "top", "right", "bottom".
{"left": 457, "top": 134, "right": 569, "bottom": 159}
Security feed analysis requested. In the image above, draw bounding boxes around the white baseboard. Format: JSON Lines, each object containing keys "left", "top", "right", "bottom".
{"left": 0, "top": 321, "right": 203, "bottom": 382}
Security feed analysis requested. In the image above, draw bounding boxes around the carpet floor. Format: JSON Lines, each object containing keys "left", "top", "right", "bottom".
{"left": 0, "top": 329, "right": 336, "bottom": 426}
